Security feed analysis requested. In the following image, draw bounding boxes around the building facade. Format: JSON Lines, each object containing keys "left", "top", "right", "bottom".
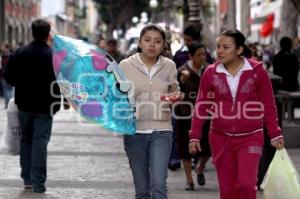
{"left": 0, "top": 0, "right": 40, "bottom": 48}
{"left": 249, "top": 0, "right": 283, "bottom": 43}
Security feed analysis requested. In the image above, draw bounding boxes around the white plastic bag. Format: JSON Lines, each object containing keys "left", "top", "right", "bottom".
{"left": 261, "top": 148, "right": 300, "bottom": 199}
{"left": 0, "top": 98, "right": 21, "bottom": 155}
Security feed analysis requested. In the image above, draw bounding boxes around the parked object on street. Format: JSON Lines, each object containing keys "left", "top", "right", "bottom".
{"left": 0, "top": 98, "right": 21, "bottom": 155}
{"left": 261, "top": 148, "right": 300, "bottom": 199}
{"left": 52, "top": 35, "right": 135, "bottom": 134}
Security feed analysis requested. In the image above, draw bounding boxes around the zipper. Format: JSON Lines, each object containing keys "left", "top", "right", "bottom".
{"left": 149, "top": 77, "right": 152, "bottom": 120}
{"left": 231, "top": 71, "right": 245, "bottom": 111}
{"left": 231, "top": 98, "right": 235, "bottom": 112}
{"left": 218, "top": 73, "right": 235, "bottom": 112}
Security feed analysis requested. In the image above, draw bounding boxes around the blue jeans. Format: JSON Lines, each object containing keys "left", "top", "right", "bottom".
{"left": 124, "top": 131, "right": 172, "bottom": 199}
{"left": 0, "top": 79, "right": 13, "bottom": 108}
{"left": 18, "top": 111, "right": 53, "bottom": 192}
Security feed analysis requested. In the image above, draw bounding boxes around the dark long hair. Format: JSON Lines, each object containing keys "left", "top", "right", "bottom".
{"left": 188, "top": 42, "right": 205, "bottom": 56}
{"left": 220, "top": 29, "right": 252, "bottom": 58}
{"left": 136, "top": 24, "right": 166, "bottom": 53}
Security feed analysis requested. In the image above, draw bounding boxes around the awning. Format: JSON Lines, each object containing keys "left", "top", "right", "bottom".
{"left": 251, "top": 0, "right": 282, "bottom": 32}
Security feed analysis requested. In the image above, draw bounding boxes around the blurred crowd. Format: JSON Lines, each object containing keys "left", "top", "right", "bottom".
{"left": 2, "top": 32, "right": 300, "bottom": 106}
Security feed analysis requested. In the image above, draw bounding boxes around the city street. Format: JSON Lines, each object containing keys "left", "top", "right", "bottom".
{"left": 0, "top": 99, "right": 299, "bottom": 199}
{"left": 0, "top": 0, "right": 300, "bottom": 198}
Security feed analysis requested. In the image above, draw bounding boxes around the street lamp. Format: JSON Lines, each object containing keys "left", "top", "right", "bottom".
{"left": 149, "top": 0, "right": 158, "bottom": 22}
{"left": 149, "top": 0, "right": 158, "bottom": 8}
{"left": 132, "top": 16, "right": 139, "bottom": 24}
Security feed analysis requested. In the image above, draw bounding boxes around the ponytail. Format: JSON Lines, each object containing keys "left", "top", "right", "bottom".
{"left": 242, "top": 45, "right": 252, "bottom": 58}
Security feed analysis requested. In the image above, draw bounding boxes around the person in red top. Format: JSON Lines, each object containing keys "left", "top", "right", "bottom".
{"left": 189, "top": 29, "right": 284, "bottom": 199}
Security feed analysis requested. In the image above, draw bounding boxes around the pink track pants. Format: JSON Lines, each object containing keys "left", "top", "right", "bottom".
{"left": 209, "top": 131, "right": 264, "bottom": 199}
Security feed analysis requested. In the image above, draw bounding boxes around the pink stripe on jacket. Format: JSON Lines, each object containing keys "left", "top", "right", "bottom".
{"left": 189, "top": 58, "right": 282, "bottom": 141}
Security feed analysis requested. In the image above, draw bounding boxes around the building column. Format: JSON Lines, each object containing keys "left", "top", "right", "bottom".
{"left": 0, "top": 0, "right": 5, "bottom": 44}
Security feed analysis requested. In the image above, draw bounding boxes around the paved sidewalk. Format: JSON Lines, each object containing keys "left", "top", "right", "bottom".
{"left": 0, "top": 105, "right": 299, "bottom": 199}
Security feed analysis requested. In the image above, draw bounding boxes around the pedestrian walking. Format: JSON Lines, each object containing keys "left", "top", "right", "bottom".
{"left": 189, "top": 29, "right": 284, "bottom": 199}
{"left": 120, "top": 24, "right": 180, "bottom": 199}
{"left": 273, "top": 37, "right": 299, "bottom": 119}
{"left": 273, "top": 37, "right": 299, "bottom": 92}
{"left": 4, "top": 19, "right": 63, "bottom": 193}
{"left": 0, "top": 43, "right": 14, "bottom": 108}
{"left": 175, "top": 42, "right": 211, "bottom": 190}
{"left": 169, "top": 25, "right": 201, "bottom": 171}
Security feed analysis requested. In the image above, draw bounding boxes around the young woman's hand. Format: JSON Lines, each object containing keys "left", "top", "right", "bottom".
{"left": 271, "top": 137, "right": 285, "bottom": 149}
{"left": 160, "top": 92, "right": 184, "bottom": 103}
{"left": 189, "top": 141, "right": 201, "bottom": 154}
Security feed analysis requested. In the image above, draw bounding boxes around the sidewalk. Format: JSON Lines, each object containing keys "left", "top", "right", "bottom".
{"left": 0, "top": 102, "right": 299, "bottom": 198}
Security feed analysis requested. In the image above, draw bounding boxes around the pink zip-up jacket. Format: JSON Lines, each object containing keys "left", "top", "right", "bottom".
{"left": 189, "top": 58, "right": 282, "bottom": 141}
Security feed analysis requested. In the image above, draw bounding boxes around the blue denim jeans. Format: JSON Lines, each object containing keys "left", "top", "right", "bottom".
{"left": 18, "top": 111, "right": 53, "bottom": 192}
{"left": 124, "top": 131, "right": 172, "bottom": 199}
{"left": 0, "top": 79, "right": 13, "bottom": 108}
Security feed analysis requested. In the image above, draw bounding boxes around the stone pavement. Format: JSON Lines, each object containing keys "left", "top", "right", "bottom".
{"left": 0, "top": 101, "right": 299, "bottom": 199}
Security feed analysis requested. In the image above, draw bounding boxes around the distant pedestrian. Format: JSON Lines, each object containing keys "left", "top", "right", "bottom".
{"left": 293, "top": 37, "right": 300, "bottom": 64}
{"left": 4, "top": 19, "right": 63, "bottom": 193}
{"left": 189, "top": 29, "right": 284, "bottom": 199}
{"left": 175, "top": 42, "right": 211, "bottom": 190}
{"left": 120, "top": 24, "right": 180, "bottom": 199}
{"left": 168, "top": 25, "right": 201, "bottom": 171}
{"left": 0, "top": 43, "right": 14, "bottom": 108}
{"left": 97, "top": 35, "right": 106, "bottom": 50}
{"left": 273, "top": 37, "right": 299, "bottom": 92}
{"left": 173, "top": 25, "right": 200, "bottom": 69}
{"left": 106, "top": 39, "right": 125, "bottom": 63}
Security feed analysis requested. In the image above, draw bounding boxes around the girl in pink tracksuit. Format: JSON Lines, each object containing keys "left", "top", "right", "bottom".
{"left": 189, "top": 29, "right": 284, "bottom": 199}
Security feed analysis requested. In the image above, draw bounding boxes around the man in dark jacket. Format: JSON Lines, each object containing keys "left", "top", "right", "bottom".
{"left": 4, "top": 19, "right": 62, "bottom": 193}
{"left": 273, "top": 37, "right": 299, "bottom": 92}
{"left": 273, "top": 37, "right": 299, "bottom": 119}
{"left": 173, "top": 25, "right": 200, "bottom": 68}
